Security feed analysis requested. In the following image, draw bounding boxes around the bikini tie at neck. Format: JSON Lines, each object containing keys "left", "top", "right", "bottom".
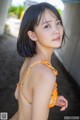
{"left": 41, "top": 60, "right": 58, "bottom": 76}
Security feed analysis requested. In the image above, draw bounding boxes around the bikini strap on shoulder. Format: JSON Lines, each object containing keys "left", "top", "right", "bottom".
{"left": 41, "top": 60, "right": 58, "bottom": 75}
{"left": 18, "top": 59, "right": 58, "bottom": 87}
{"left": 30, "top": 61, "right": 42, "bottom": 68}
{"left": 18, "top": 60, "right": 42, "bottom": 86}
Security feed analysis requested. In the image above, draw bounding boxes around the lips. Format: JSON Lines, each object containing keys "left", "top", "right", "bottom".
{"left": 52, "top": 37, "right": 60, "bottom": 41}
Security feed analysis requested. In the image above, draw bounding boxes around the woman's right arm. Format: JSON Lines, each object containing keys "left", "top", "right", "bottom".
{"left": 31, "top": 65, "right": 56, "bottom": 120}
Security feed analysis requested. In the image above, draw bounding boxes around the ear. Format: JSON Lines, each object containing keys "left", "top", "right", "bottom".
{"left": 27, "top": 31, "right": 37, "bottom": 41}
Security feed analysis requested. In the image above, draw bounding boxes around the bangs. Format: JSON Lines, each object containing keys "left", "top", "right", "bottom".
{"left": 35, "top": 8, "right": 62, "bottom": 28}
{"left": 35, "top": 11, "right": 45, "bottom": 27}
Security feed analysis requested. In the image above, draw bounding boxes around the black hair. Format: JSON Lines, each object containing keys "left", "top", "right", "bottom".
{"left": 17, "top": 2, "right": 65, "bottom": 57}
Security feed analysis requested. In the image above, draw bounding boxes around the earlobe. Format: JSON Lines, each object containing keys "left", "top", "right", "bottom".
{"left": 27, "top": 31, "right": 37, "bottom": 41}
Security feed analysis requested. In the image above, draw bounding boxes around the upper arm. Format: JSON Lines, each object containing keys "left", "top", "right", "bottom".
{"left": 31, "top": 65, "right": 56, "bottom": 120}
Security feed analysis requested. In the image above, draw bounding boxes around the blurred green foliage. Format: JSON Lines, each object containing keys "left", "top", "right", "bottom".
{"left": 8, "top": 5, "right": 25, "bottom": 18}
{"left": 57, "top": 9, "right": 62, "bottom": 16}
{"left": 8, "top": 5, "right": 62, "bottom": 18}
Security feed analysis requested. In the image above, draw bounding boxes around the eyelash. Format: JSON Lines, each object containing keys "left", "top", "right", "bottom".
{"left": 44, "top": 21, "right": 61, "bottom": 28}
{"left": 56, "top": 21, "right": 61, "bottom": 25}
{"left": 44, "top": 24, "right": 50, "bottom": 28}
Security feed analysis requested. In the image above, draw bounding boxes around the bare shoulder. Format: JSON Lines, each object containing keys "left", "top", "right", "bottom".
{"left": 30, "top": 59, "right": 56, "bottom": 120}
{"left": 29, "top": 60, "right": 56, "bottom": 89}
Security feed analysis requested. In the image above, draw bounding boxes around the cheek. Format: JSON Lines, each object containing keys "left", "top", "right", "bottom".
{"left": 60, "top": 27, "right": 64, "bottom": 36}
{"left": 35, "top": 32, "right": 45, "bottom": 44}
{"left": 37, "top": 31, "right": 46, "bottom": 40}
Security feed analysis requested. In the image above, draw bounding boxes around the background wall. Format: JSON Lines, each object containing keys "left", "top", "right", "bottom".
{"left": 0, "top": 0, "right": 11, "bottom": 35}
{"left": 55, "top": 3, "right": 80, "bottom": 86}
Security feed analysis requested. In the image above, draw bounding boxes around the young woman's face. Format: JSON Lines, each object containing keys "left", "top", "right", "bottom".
{"left": 34, "top": 9, "right": 64, "bottom": 49}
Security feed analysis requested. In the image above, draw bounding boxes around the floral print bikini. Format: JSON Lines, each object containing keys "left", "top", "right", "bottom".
{"left": 17, "top": 59, "right": 58, "bottom": 109}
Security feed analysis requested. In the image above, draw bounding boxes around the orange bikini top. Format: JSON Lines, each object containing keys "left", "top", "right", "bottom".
{"left": 17, "top": 59, "right": 58, "bottom": 109}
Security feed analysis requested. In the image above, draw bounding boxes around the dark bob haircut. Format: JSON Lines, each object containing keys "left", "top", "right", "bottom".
{"left": 17, "top": 2, "right": 65, "bottom": 57}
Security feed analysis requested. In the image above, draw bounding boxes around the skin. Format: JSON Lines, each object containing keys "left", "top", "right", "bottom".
{"left": 10, "top": 9, "right": 68, "bottom": 120}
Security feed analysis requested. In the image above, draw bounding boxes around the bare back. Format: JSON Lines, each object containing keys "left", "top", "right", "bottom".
{"left": 10, "top": 58, "right": 33, "bottom": 120}
{"left": 10, "top": 56, "right": 57, "bottom": 120}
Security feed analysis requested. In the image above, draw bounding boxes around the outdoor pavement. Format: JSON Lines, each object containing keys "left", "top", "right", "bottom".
{"left": 0, "top": 34, "right": 80, "bottom": 120}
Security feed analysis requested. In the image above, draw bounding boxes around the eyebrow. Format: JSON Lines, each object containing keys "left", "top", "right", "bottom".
{"left": 42, "top": 20, "right": 52, "bottom": 25}
{"left": 42, "top": 19, "right": 59, "bottom": 25}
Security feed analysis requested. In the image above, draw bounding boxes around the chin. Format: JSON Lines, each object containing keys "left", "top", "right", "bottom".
{"left": 54, "top": 46, "right": 61, "bottom": 49}
{"left": 53, "top": 43, "right": 62, "bottom": 48}
{"left": 52, "top": 39, "right": 62, "bottom": 48}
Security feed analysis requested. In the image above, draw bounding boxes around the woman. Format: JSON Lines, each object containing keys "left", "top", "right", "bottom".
{"left": 10, "top": 2, "right": 68, "bottom": 120}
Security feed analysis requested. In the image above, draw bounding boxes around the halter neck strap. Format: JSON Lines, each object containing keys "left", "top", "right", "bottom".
{"left": 19, "top": 59, "right": 58, "bottom": 86}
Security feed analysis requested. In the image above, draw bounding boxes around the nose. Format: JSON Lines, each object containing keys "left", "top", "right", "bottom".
{"left": 52, "top": 25, "right": 59, "bottom": 34}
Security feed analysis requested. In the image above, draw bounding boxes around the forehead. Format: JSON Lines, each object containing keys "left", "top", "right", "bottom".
{"left": 40, "top": 9, "right": 58, "bottom": 24}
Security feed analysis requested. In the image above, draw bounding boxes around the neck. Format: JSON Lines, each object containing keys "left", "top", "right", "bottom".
{"left": 36, "top": 48, "right": 54, "bottom": 63}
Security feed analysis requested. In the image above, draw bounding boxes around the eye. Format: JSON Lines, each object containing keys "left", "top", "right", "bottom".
{"left": 44, "top": 24, "right": 51, "bottom": 28}
{"left": 56, "top": 21, "right": 61, "bottom": 25}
